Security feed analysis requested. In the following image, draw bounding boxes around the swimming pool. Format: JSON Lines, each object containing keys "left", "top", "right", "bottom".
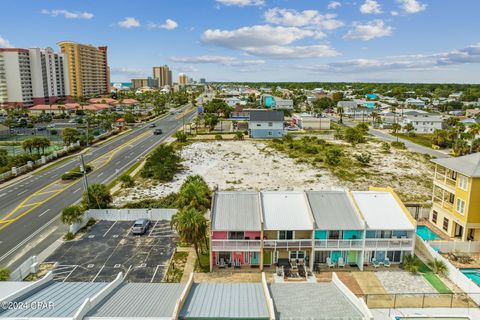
{"left": 416, "top": 225, "right": 441, "bottom": 241}
{"left": 460, "top": 268, "right": 480, "bottom": 285}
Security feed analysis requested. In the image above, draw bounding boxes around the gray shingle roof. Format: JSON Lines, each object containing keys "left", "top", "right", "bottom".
{"left": 87, "top": 283, "right": 185, "bottom": 319}
{"left": 307, "top": 191, "right": 364, "bottom": 230}
{"left": 249, "top": 110, "right": 284, "bottom": 122}
{"left": 432, "top": 152, "right": 480, "bottom": 177}
{"left": 212, "top": 192, "right": 262, "bottom": 231}
{"left": 269, "top": 283, "right": 363, "bottom": 320}
{"left": 179, "top": 283, "right": 269, "bottom": 319}
{"left": 0, "top": 282, "right": 107, "bottom": 318}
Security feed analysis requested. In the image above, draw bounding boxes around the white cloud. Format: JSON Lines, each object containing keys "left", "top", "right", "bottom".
{"left": 202, "top": 25, "right": 314, "bottom": 48}
{"left": 202, "top": 24, "right": 339, "bottom": 59}
{"left": 215, "top": 0, "right": 264, "bottom": 7}
{"left": 344, "top": 20, "right": 393, "bottom": 41}
{"left": 41, "top": 9, "right": 94, "bottom": 20}
{"left": 397, "top": 0, "right": 427, "bottom": 14}
{"left": 297, "top": 43, "right": 480, "bottom": 74}
{"left": 175, "top": 65, "right": 199, "bottom": 73}
{"left": 327, "top": 1, "right": 341, "bottom": 9}
{"left": 171, "top": 55, "right": 265, "bottom": 66}
{"left": 148, "top": 19, "right": 178, "bottom": 30}
{"left": 391, "top": 11, "right": 399, "bottom": 16}
{"left": 0, "top": 36, "right": 13, "bottom": 48}
{"left": 117, "top": 17, "right": 140, "bottom": 29}
{"left": 264, "top": 8, "right": 344, "bottom": 30}
{"left": 360, "top": 0, "right": 382, "bottom": 14}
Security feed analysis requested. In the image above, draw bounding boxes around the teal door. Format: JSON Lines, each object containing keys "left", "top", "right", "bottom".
{"left": 331, "top": 251, "right": 342, "bottom": 263}
{"left": 251, "top": 252, "right": 259, "bottom": 265}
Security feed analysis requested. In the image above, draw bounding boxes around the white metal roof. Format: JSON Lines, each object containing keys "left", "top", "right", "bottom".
{"left": 351, "top": 191, "right": 414, "bottom": 231}
{"left": 212, "top": 192, "right": 262, "bottom": 231}
{"left": 261, "top": 192, "right": 314, "bottom": 231}
{"left": 0, "top": 281, "right": 32, "bottom": 300}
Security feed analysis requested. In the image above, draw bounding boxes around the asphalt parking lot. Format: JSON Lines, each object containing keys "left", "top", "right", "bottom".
{"left": 44, "top": 220, "right": 177, "bottom": 283}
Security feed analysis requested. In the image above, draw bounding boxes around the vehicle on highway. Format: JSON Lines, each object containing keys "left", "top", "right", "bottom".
{"left": 131, "top": 219, "right": 150, "bottom": 235}
{"left": 149, "top": 123, "right": 156, "bottom": 128}
{"left": 68, "top": 119, "right": 76, "bottom": 123}
{"left": 153, "top": 128, "right": 163, "bottom": 135}
{"left": 36, "top": 127, "right": 46, "bottom": 131}
{"left": 47, "top": 124, "right": 56, "bottom": 128}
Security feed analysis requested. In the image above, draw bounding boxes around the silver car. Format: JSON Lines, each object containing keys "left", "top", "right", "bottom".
{"left": 131, "top": 219, "right": 150, "bottom": 235}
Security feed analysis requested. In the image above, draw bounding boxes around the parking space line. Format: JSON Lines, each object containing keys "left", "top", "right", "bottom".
{"left": 124, "top": 265, "right": 132, "bottom": 278}
{"left": 103, "top": 221, "right": 117, "bottom": 237}
{"left": 148, "top": 221, "right": 159, "bottom": 236}
{"left": 91, "top": 264, "right": 105, "bottom": 282}
{"left": 150, "top": 265, "right": 161, "bottom": 283}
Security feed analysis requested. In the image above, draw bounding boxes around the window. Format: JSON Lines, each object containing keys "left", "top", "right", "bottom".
{"left": 459, "top": 175, "right": 468, "bottom": 190}
{"left": 432, "top": 210, "right": 438, "bottom": 224}
{"left": 268, "top": 122, "right": 273, "bottom": 127}
{"left": 456, "top": 198, "right": 466, "bottom": 214}
{"left": 443, "top": 218, "right": 449, "bottom": 231}
{"left": 328, "top": 230, "right": 341, "bottom": 239}
{"left": 229, "top": 231, "right": 244, "bottom": 240}
{"left": 256, "top": 123, "right": 261, "bottom": 127}
{"left": 279, "top": 230, "right": 293, "bottom": 240}
{"left": 448, "top": 193, "right": 455, "bottom": 204}
{"left": 289, "top": 251, "right": 305, "bottom": 260}
{"left": 451, "top": 171, "right": 457, "bottom": 180}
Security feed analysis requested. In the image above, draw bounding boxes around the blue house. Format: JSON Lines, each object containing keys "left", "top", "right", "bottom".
{"left": 248, "top": 110, "right": 285, "bottom": 138}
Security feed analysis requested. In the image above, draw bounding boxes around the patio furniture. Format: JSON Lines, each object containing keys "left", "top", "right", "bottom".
{"left": 326, "top": 257, "right": 336, "bottom": 268}
{"left": 219, "top": 258, "right": 226, "bottom": 268}
{"left": 338, "top": 257, "right": 345, "bottom": 268}
{"left": 234, "top": 259, "right": 241, "bottom": 269}
{"left": 384, "top": 257, "right": 391, "bottom": 267}
{"left": 372, "top": 258, "right": 380, "bottom": 268}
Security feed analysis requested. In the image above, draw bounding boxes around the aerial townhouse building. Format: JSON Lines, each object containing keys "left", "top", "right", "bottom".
{"left": 429, "top": 153, "right": 480, "bottom": 240}
{"left": 58, "top": 41, "right": 110, "bottom": 98}
{"left": 210, "top": 189, "right": 416, "bottom": 271}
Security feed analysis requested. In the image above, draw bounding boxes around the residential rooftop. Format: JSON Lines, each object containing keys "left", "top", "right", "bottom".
{"left": 249, "top": 110, "right": 284, "bottom": 122}
{"left": 261, "top": 192, "right": 314, "bottom": 231}
{"left": 212, "top": 192, "right": 262, "bottom": 231}
{"left": 306, "top": 191, "right": 364, "bottom": 230}
{"left": 432, "top": 152, "right": 480, "bottom": 178}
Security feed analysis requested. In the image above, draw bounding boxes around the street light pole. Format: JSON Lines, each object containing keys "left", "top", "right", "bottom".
{"left": 79, "top": 154, "right": 89, "bottom": 206}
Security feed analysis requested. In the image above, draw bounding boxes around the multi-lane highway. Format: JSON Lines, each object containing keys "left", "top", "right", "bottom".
{"left": 0, "top": 105, "right": 196, "bottom": 268}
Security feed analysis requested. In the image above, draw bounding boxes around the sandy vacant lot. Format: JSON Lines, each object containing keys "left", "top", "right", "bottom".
{"left": 113, "top": 139, "right": 433, "bottom": 206}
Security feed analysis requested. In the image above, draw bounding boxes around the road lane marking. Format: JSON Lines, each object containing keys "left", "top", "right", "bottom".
{"left": 0, "top": 193, "right": 6, "bottom": 198}
{"left": 17, "top": 190, "right": 28, "bottom": 196}
{"left": 0, "top": 130, "right": 152, "bottom": 229}
{"left": 39, "top": 209, "right": 50, "bottom": 217}
{"left": 0, "top": 215, "right": 58, "bottom": 263}
{"left": 97, "top": 172, "right": 104, "bottom": 177}
{"left": 72, "top": 188, "right": 81, "bottom": 193}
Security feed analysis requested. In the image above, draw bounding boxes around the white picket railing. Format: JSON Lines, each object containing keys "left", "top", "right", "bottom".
{"left": 315, "top": 239, "right": 364, "bottom": 249}
{"left": 428, "top": 240, "right": 480, "bottom": 253}
{"left": 211, "top": 240, "right": 262, "bottom": 252}
{"left": 263, "top": 239, "right": 313, "bottom": 250}
{"left": 364, "top": 238, "right": 414, "bottom": 250}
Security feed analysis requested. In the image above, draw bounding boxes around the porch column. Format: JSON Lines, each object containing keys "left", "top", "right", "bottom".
{"left": 209, "top": 232, "right": 213, "bottom": 272}
{"left": 260, "top": 229, "right": 264, "bottom": 271}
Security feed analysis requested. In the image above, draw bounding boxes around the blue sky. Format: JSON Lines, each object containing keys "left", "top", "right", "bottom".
{"left": 1, "top": 0, "right": 480, "bottom": 83}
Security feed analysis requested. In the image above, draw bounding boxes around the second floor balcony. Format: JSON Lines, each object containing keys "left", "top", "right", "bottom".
{"left": 314, "top": 239, "right": 364, "bottom": 249}
{"left": 211, "top": 240, "right": 261, "bottom": 252}
{"left": 263, "top": 239, "right": 313, "bottom": 250}
{"left": 364, "top": 238, "right": 414, "bottom": 250}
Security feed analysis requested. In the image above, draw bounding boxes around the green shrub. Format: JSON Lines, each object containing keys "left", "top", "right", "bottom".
{"left": 403, "top": 254, "right": 421, "bottom": 274}
{"left": 391, "top": 141, "right": 406, "bottom": 149}
{"left": 64, "top": 232, "right": 75, "bottom": 241}
{"left": 86, "top": 217, "right": 96, "bottom": 227}
{"left": 61, "top": 165, "right": 92, "bottom": 180}
{"left": 119, "top": 174, "right": 135, "bottom": 188}
{"left": 61, "top": 205, "right": 85, "bottom": 225}
{"left": 428, "top": 259, "right": 448, "bottom": 276}
{"left": 234, "top": 131, "right": 244, "bottom": 140}
{"left": 344, "top": 127, "right": 366, "bottom": 145}
{"left": 122, "top": 193, "right": 179, "bottom": 208}
{"left": 82, "top": 183, "right": 112, "bottom": 209}
{"left": 0, "top": 268, "right": 10, "bottom": 281}
{"left": 354, "top": 152, "right": 371, "bottom": 165}
{"left": 174, "top": 131, "right": 187, "bottom": 142}
{"left": 381, "top": 142, "right": 391, "bottom": 152}
{"left": 140, "top": 144, "right": 181, "bottom": 182}
{"left": 325, "top": 148, "right": 343, "bottom": 166}
{"left": 214, "top": 134, "right": 223, "bottom": 140}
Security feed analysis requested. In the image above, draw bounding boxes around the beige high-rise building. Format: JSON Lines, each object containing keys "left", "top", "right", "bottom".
{"left": 178, "top": 73, "right": 187, "bottom": 85}
{"left": 153, "top": 65, "right": 172, "bottom": 87}
{"left": 57, "top": 41, "right": 110, "bottom": 97}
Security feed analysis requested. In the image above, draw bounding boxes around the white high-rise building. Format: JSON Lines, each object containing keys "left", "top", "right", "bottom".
{"left": 0, "top": 47, "right": 70, "bottom": 108}
{"left": 0, "top": 48, "right": 33, "bottom": 107}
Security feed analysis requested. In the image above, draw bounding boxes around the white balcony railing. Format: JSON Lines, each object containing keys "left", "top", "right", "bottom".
{"left": 364, "top": 238, "right": 414, "bottom": 250}
{"left": 314, "top": 239, "right": 364, "bottom": 249}
{"left": 263, "top": 239, "right": 313, "bottom": 250}
{"left": 211, "top": 240, "right": 261, "bottom": 252}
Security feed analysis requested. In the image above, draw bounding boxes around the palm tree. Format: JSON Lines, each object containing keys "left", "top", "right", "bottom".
{"left": 177, "top": 175, "right": 211, "bottom": 212}
{"left": 21, "top": 139, "right": 33, "bottom": 154}
{"left": 170, "top": 207, "right": 208, "bottom": 268}
{"left": 428, "top": 259, "right": 448, "bottom": 276}
{"left": 468, "top": 123, "right": 480, "bottom": 153}
{"left": 337, "top": 106, "right": 344, "bottom": 124}
{"left": 403, "top": 254, "right": 421, "bottom": 274}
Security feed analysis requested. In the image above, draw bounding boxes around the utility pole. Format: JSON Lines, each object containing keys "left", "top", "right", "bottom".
{"left": 86, "top": 118, "right": 90, "bottom": 147}
{"left": 79, "top": 154, "right": 89, "bottom": 207}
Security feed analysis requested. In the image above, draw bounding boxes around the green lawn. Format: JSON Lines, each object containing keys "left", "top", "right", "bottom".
{"left": 419, "top": 259, "right": 452, "bottom": 294}
{"left": 393, "top": 133, "right": 435, "bottom": 148}
{"left": 195, "top": 252, "right": 210, "bottom": 273}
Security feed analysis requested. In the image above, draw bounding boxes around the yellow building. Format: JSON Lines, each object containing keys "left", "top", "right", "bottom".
{"left": 429, "top": 153, "right": 480, "bottom": 240}
{"left": 178, "top": 73, "right": 187, "bottom": 85}
{"left": 57, "top": 41, "right": 110, "bottom": 97}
